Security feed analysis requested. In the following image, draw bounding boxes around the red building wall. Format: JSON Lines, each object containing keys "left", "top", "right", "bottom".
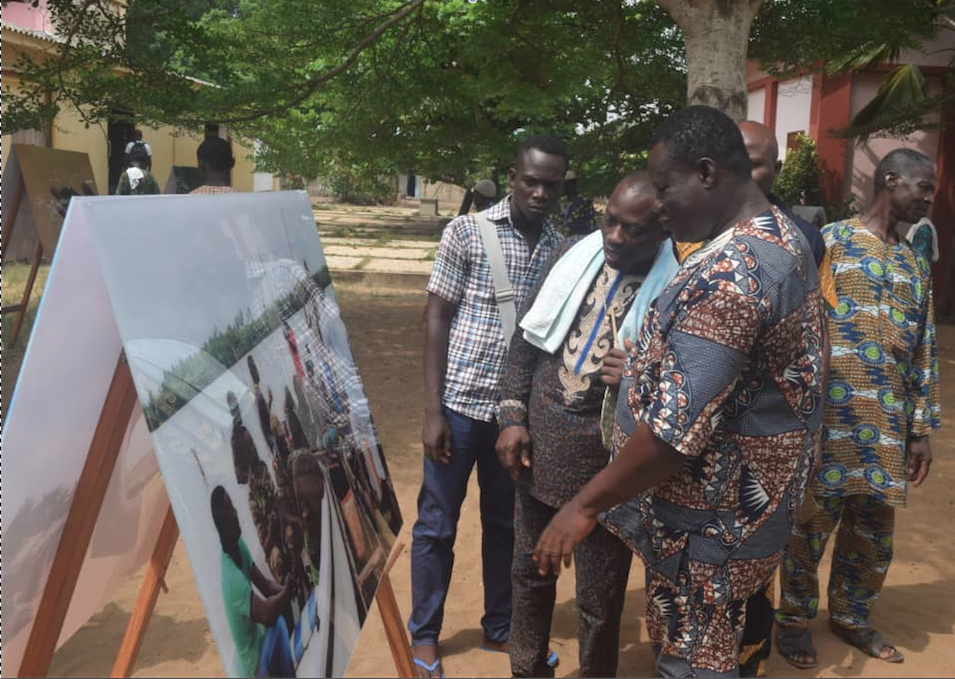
{"left": 809, "top": 73, "right": 852, "bottom": 205}
{"left": 932, "top": 104, "right": 955, "bottom": 317}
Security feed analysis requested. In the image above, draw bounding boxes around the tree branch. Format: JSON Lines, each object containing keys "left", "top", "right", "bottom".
{"left": 612, "top": 0, "right": 626, "bottom": 90}
{"left": 208, "top": 0, "right": 427, "bottom": 124}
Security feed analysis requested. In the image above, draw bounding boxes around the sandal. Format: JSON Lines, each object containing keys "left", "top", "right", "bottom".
{"left": 775, "top": 626, "right": 818, "bottom": 669}
{"left": 413, "top": 657, "right": 445, "bottom": 678}
{"left": 829, "top": 620, "right": 904, "bottom": 663}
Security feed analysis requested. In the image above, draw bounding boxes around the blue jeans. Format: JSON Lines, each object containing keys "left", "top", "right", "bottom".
{"left": 408, "top": 406, "right": 515, "bottom": 646}
{"left": 256, "top": 615, "right": 295, "bottom": 678}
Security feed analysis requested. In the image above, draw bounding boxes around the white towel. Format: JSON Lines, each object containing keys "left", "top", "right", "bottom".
{"left": 521, "top": 234, "right": 681, "bottom": 354}
{"left": 126, "top": 167, "right": 145, "bottom": 191}
{"left": 520, "top": 231, "right": 605, "bottom": 353}
{"left": 615, "top": 240, "right": 680, "bottom": 347}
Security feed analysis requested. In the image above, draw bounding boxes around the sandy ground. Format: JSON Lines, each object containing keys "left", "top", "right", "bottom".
{"left": 48, "top": 284, "right": 955, "bottom": 678}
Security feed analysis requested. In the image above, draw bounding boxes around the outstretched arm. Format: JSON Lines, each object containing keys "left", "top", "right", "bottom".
{"left": 532, "top": 423, "right": 684, "bottom": 575}
{"left": 249, "top": 564, "right": 294, "bottom": 626}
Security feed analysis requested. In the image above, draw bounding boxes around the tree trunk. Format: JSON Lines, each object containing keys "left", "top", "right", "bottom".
{"left": 656, "top": 0, "right": 766, "bottom": 121}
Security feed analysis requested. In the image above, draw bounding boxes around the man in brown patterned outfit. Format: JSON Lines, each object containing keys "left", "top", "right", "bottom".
{"left": 497, "top": 172, "right": 668, "bottom": 677}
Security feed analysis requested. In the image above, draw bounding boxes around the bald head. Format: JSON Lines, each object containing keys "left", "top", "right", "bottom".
{"left": 602, "top": 171, "right": 666, "bottom": 272}
{"left": 612, "top": 170, "right": 656, "bottom": 202}
{"left": 738, "top": 121, "right": 781, "bottom": 196}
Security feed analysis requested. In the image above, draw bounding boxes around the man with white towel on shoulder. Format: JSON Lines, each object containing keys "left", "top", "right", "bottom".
{"left": 497, "top": 171, "right": 679, "bottom": 678}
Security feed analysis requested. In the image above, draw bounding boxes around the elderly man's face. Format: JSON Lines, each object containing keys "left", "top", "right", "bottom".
{"left": 601, "top": 183, "right": 666, "bottom": 272}
{"left": 889, "top": 165, "right": 936, "bottom": 224}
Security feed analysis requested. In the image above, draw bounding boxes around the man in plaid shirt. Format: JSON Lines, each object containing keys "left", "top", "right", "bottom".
{"left": 409, "top": 135, "right": 568, "bottom": 677}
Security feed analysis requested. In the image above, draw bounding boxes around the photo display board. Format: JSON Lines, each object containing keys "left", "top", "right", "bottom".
{"left": 4, "top": 191, "right": 402, "bottom": 678}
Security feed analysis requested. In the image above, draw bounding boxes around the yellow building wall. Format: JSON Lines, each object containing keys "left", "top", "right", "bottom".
{"left": 232, "top": 141, "right": 255, "bottom": 192}
{"left": 141, "top": 125, "right": 256, "bottom": 192}
{"left": 1, "top": 75, "right": 24, "bottom": 173}
{"left": 2, "top": 31, "right": 260, "bottom": 193}
{"left": 49, "top": 111, "right": 111, "bottom": 194}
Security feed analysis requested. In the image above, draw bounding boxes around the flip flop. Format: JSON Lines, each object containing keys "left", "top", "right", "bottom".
{"left": 775, "top": 626, "right": 819, "bottom": 670}
{"left": 413, "top": 656, "right": 445, "bottom": 678}
{"left": 829, "top": 620, "right": 904, "bottom": 663}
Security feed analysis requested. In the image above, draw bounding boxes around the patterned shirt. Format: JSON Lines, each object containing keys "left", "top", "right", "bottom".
{"left": 427, "top": 196, "right": 562, "bottom": 421}
{"left": 556, "top": 195, "right": 599, "bottom": 236}
{"left": 816, "top": 218, "right": 940, "bottom": 507}
{"left": 603, "top": 208, "right": 824, "bottom": 674}
{"left": 499, "top": 237, "right": 642, "bottom": 506}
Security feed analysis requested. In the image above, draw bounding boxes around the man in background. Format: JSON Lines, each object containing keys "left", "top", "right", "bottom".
{"left": 115, "top": 151, "right": 161, "bottom": 196}
{"left": 125, "top": 129, "right": 152, "bottom": 171}
{"left": 458, "top": 179, "right": 498, "bottom": 215}
{"left": 556, "top": 170, "right": 598, "bottom": 236}
{"left": 191, "top": 136, "right": 236, "bottom": 194}
{"left": 775, "top": 148, "right": 939, "bottom": 669}
{"left": 734, "top": 119, "right": 836, "bottom": 677}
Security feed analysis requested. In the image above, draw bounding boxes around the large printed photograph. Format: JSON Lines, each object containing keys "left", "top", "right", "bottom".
{"left": 84, "top": 191, "right": 401, "bottom": 677}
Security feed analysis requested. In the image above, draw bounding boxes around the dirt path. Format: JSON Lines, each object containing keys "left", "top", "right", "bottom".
{"left": 49, "top": 285, "right": 955, "bottom": 678}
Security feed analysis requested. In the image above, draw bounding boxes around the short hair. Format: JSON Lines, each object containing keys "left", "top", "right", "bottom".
{"left": 134, "top": 129, "right": 143, "bottom": 140}
{"left": 197, "top": 136, "right": 235, "bottom": 172}
{"left": 649, "top": 105, "right": 752, "bottom": 179}
{"left": 874, "top": 148, "right": 935, "bottom": 193}
{"left": 516, "top": 134, "right": 569, "bottom": 170}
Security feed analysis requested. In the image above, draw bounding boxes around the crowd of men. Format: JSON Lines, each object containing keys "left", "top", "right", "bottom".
{"left": 411, "top": 105, "right": 940, "bottom": 678}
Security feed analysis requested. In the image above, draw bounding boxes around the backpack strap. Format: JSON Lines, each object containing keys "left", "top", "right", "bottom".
{"left": 475, "top": 210, "right": 517, "bottom": 345}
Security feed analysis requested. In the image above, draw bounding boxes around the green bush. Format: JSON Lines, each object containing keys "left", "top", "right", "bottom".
{"left": 774, "top": 133, "right": 824, "bottom": 207}
{"left": 826, "top": 195, "right": 860, "bottom": 222}
{"left": 774, "top": 133, "right": 860, "bottom": 223}
{"left": 322, "top": 162, "right": 395, "bottom": 205}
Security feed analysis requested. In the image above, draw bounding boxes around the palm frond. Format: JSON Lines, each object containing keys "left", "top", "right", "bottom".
{"left": 852, "top": 64, "right": 927, "bottom": 126}
{"left": 826, "top": 42, "right": 900, "bottom": 75}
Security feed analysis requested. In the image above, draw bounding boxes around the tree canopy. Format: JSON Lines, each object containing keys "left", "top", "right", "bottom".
{"left": 4, "top": 0, "right": 951, "bottom": 191}
{"left": 750, "top": 0, "right": 954, "bottom": 141}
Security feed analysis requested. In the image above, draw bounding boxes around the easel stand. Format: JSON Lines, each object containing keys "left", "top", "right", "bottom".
{"left": 1, "top": 173, "right": 45, "bottom": 348}
{"left": 18, "top": 354, "right": 416, "bottom": 678}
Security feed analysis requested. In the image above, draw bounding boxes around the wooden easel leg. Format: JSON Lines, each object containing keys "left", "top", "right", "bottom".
{"left": 9, "top": 241, "right": 44, "bottom": 348}
{"left": 111, "top": 503, "right": 180, "bottom": 678}
{"left": 17, "top": 354, "right": 139, "bottom": 678}
{"left": 376, "top": 543, "right": 416, "bottom": 679}
{"left": 1, "top": 174, "right": 25, "bottom": 257}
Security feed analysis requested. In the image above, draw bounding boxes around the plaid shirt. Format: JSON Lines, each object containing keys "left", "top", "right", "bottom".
{"left": 427, "top": 196, "right": 562, "bottom": 421}
{"left": 190, "top": 185, "right": 237, "bottom": 194}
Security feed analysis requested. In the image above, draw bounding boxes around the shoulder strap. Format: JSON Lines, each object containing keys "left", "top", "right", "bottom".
{"left": 474, "top": 211, "right": 517, "bottom": 345}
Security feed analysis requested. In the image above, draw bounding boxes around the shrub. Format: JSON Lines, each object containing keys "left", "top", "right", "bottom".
{"left": 774, "top": 133, "right": 824, "bottom": 206}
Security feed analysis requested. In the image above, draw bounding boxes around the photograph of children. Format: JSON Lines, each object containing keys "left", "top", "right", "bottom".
{"left": 83, "top": 191, "right": 402, "bottom": 678}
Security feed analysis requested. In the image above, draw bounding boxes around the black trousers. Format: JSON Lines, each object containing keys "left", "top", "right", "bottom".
{"left": 510, "top": 486, "right": 632, "bottom": 677}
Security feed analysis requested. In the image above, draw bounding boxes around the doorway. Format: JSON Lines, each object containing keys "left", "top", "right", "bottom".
{"left": 107, "top": 111, "right": 135, "bottom": 194}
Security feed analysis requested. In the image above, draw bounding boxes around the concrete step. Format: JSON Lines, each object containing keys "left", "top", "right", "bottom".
{"left": 329, "top": 269, "right": 431, "bottom": 291}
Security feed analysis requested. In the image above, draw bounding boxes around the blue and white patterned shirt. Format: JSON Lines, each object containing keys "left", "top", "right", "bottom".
{"left": 427, "top": 196, "right": 562, "bottom": 421}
